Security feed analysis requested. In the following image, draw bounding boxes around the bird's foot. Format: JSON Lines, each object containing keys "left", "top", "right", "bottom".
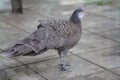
{"left": 59, "top": 63, "right": 71, "bottom": 71}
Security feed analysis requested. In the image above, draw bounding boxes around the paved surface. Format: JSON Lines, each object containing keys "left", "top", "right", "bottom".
{"left": 0, "top": 0, "right": 120, "bottom": 80}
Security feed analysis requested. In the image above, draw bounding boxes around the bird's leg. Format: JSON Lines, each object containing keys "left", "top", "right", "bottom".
{"left": 58, "top": 49, "right": 70, "bottom": 71}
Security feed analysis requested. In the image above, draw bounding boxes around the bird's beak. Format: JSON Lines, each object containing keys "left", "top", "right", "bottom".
{"left": 82, "top": 11, "right": 88, "bottom": 15}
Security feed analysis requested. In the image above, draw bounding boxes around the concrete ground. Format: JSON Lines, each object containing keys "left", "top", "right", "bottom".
{"left": 0, "top": 0, "right": 120, "bottom": 80}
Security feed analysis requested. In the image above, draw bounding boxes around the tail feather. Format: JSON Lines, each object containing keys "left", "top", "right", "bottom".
{"left": 23, "top": 48, "right": 47, "bottom": 56}
{"left": 18, "top": 37, "right": 46, "bottom": 53}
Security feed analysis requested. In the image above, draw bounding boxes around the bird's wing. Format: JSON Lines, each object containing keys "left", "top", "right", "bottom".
{"left": 17, "top": 19, "right": 77, "bottom": 53}
{"left": 38, "top": 19, "right": 77, "bottom": 37}
{"left": 18, "top": 26, "right": 49, "bottom": 53}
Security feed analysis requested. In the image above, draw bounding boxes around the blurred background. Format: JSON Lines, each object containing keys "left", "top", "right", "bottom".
{"left": 0, "top": 0, "right": 120, "bottom": 80}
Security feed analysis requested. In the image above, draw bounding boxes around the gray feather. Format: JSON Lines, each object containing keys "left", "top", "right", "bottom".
{"left": 1, "top": 8, "right": 83, "bottom": 58}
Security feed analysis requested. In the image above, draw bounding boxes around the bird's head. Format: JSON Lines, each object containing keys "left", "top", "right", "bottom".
{"left": 70, "top": 8, "right": 87, "bottom": 24}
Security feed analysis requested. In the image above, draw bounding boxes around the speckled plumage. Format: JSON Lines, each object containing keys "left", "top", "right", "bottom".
{"left": 1, "top": 8, "right": 85, "bottom": 71}
{"left": 25, "top": 18, "right": 82, "bottom": 53}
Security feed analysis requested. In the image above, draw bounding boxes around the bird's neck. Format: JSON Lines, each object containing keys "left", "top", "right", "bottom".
{"left": 69, "top": 12, "right": 81, "bottom": 24}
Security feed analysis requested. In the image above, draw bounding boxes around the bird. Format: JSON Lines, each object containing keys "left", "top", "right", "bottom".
{"left": 0, "top": 8, "right": 87, "bottom": 71}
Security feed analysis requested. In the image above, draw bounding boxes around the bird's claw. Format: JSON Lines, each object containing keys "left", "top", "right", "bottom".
{"left": 60, "top": 64, "right": 71, "bottom": 71}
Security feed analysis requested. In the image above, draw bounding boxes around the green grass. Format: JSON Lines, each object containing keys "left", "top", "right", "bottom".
{"left": 85, "top": 0, "right": 113, "bottom": 6}
{"left": 0, "top": 10, "right": 6, "bottom": 13}
{"left": 0, "top": 10, "right": 10, "bottom": 14}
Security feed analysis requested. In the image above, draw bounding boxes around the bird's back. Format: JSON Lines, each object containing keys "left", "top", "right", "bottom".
{"left": 37, "top": 18, "right": 82, "bottom": 50}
